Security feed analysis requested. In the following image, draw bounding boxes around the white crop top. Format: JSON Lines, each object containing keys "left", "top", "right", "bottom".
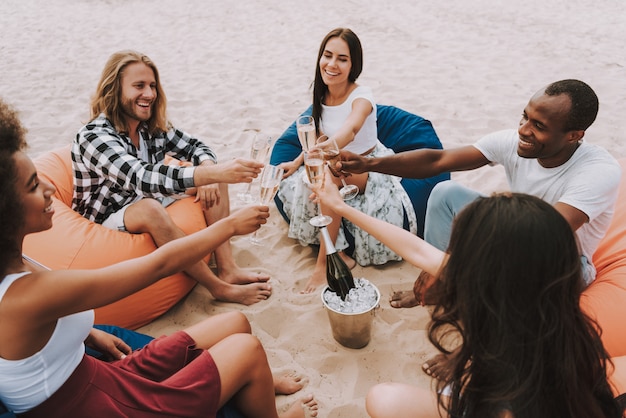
{"left": 0, "top": 272, "right": 93, "bottom": 413}
{"left": 320, "top": 85, "right": 378, "bottom": 154}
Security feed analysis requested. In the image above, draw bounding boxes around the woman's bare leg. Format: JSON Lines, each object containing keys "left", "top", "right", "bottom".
{"left": 183, "top": 311, "right": 251, "bottom": 349}
{"left": 184, "top": 313, "right": 307, "bottom": 397}
{"left": 210, "top": 332, "right": 317, "bottom": 417}
{"left": 302, "top": 203, "right": 355, "bottom": 294}
{"left": 301, "top": 171, "right": 366, "bottom": 293}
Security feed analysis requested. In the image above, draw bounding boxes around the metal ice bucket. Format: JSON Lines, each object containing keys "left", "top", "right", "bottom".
{"left": 321, "top": 285, "right": 380, "bottom": 349}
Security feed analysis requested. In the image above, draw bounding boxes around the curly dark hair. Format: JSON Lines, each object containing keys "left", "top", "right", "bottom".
{"left": 429, "top": 193, "right": 620, "bottom": 417}
{"left": 0, "top": 98, "right": 28, "bottom": 277}
{"left": 545, "top": 79, "right": 599, "bottom": 131}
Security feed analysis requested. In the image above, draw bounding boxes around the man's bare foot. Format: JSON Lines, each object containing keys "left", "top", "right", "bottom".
{"left": 389, "top": 290, "right": 419, "bottom": 308}
{"left": 390, "top": 271, "right": 441, "bottom": 308}
{"left": 213, "top": 282, "right": 272, "bottom": 305}
{"left": 220, "top": 267, "right": 271, "bottom": 285}
{"left": 280, "top": 394, "right": 318, "bottom": 418}
{"left": 274, "top": 371, "right": 306, "bottom": 395}
{"left": 422, "top": 353, "right": 451, "bottom": 381}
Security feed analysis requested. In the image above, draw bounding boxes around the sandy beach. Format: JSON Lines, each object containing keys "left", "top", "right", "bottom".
{"left": 2, "top": 0, "right": 625, "bottom": 415}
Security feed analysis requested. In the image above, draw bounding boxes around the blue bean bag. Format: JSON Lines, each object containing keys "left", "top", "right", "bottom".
{"left": 269, "top": 104, "right": 450, "bottom": 238}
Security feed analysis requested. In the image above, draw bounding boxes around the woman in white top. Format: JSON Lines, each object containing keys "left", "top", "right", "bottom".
{"left": 278, "top": 28, "right": 417, "bottom": 292}
{"left": 0, "top": 98, "right": 317, "bottom": 418}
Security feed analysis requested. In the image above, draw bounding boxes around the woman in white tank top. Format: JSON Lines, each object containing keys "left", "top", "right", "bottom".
{"left": 277, "top": 28, "right": 417, "bottom": 293}
{"left": 0, "top": 98, "right": 317, "bottom": 417}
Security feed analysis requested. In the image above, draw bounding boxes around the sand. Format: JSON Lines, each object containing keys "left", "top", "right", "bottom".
{"left": 1, "top": 0, "right": 625, "bottom": 415}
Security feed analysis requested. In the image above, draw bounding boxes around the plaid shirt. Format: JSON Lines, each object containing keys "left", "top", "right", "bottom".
{"left": 72, "top": 114, "right": 217, "bottom": 223}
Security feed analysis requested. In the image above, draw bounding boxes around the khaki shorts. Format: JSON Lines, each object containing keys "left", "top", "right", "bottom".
{"left": 101, "top": 196, "right": 179, "bottom": 232}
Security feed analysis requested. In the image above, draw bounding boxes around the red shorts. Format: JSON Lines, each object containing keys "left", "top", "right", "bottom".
{"left": 20, "top": 331, "right": 221, "bottom": 418}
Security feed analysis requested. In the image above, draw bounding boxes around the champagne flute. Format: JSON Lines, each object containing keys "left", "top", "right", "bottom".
{"left": 238, "top": 132, "right": 273, "bottom": 203}
{"left": 249, "top": 164, "right": 284, "bottom": 245}
{"left": 296, "top": 115, "right": 316, "bottom": 151}
{"left": 304, "top": 148, "right": 333, "bottom": 227}
{"left": 316, "top": 135, "right": 359, "bottom": 200}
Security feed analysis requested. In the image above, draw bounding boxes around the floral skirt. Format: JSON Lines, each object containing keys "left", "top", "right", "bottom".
{"left": 276, "top": 142, "right": 417, "bottom": 266}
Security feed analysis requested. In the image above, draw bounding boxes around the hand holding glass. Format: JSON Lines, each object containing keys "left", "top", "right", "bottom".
{"left": 249, "top": 164, "right": 284, "bottom": 245}
{"left": 304, "top": 148, "right": 333, "bottom": 227}
{"left": 315, "top": 135, "right": 359, "bottom": 200}
{"left": 238, "top": 133, "right": 273, "bottom": 203}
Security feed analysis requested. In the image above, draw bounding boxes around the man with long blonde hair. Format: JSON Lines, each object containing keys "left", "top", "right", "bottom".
{"left": 72, "top": 50, "right": 272, "bottom": 305}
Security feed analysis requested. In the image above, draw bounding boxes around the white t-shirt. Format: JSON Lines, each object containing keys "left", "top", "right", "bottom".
{"left": 474, "top": 129, "right": 621, "bottom": 262}
{"left": 320, "top": 85, "right": 378, "bottom": 154}
{"left": 0, "top": 272, "right": 93, "bottom": 413}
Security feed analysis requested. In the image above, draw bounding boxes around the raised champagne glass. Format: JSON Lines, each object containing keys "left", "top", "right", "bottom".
{"left": 296, "top": 115, "right": 317, "bottom": 151}
{"left": 238, "top": 132, "right": 273, "bottom": 203}
{"left": 315, "top": 135, "right": 359, "bottom": 200}
{"left": 249, "top": 164, "right": 284, "bottom": 245}
{"left": 304, "top": 148, "right": 333, "bottom": 227}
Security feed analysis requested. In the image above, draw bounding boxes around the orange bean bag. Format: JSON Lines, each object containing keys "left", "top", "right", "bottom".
{"left": 609, "top": 356, "right": 626, "bottom": 398}
{"left": 584, "top": 158, "right": 626, "bottom": 357}
{"left": 22, "top": 146, "right": 206, "bottom": 330}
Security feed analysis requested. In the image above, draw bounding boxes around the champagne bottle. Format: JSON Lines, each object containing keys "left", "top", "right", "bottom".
{"left": 319, "top": 226, "right": 355, "bottom": 300}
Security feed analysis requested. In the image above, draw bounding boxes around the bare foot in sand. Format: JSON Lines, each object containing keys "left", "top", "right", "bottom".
{"left": 274, "top": 371, "right": 307, "bottom": 395}
{"left": 280, "top": 394, "right": 318, "bottom": 418}
{"left": 301, "top": 252, "right": 355, "bottom": 294}
{"left": 301, "top": 266, "right": 326, "bottom": 294}
{"left": 220, "top": 267, "right": 271, "bottom": 285}
{"left": 212, "top": 282, "right": 272, "bottom": 305}
{"left": 389, "top": 290, "right": 420, "bottom": 308}
{"left": 422, "top": 353, "right": 451, "bottom": 381}
{"left": 390, "top": 270, "right": 440, "bottom": 308}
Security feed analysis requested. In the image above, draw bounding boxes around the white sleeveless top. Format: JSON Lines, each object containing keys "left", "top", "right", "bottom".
{"left": 321, "top": 85, "right": 378, "bottom": 154}
{"left": 0, "top": 272, "right": 93, "bottom": 413}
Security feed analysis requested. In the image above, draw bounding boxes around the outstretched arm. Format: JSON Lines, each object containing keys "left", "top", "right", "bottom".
{"left": 338, "top": 145, "right": 490, "bottom": 178}
{"left": 193, "top": 158, "right": 264, "bottom": 185}
{"left": 75, "top": 131, "right": 262, "bottom": 195}
{"left": 329, "top": 97, "right": 372, "bottom": 148}
{"left": 314, "top": 169, "right": 445, "bottom": 275}
{"left": 13, "top": 205, "right": 269, "bottom": 322}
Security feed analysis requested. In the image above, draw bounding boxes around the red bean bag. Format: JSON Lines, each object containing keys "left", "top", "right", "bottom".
{"left": 584, "top": 158, "right": 626, "bottom": 357}
{"left": 22, "top": 146, "right": 206, "bottom": 330}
